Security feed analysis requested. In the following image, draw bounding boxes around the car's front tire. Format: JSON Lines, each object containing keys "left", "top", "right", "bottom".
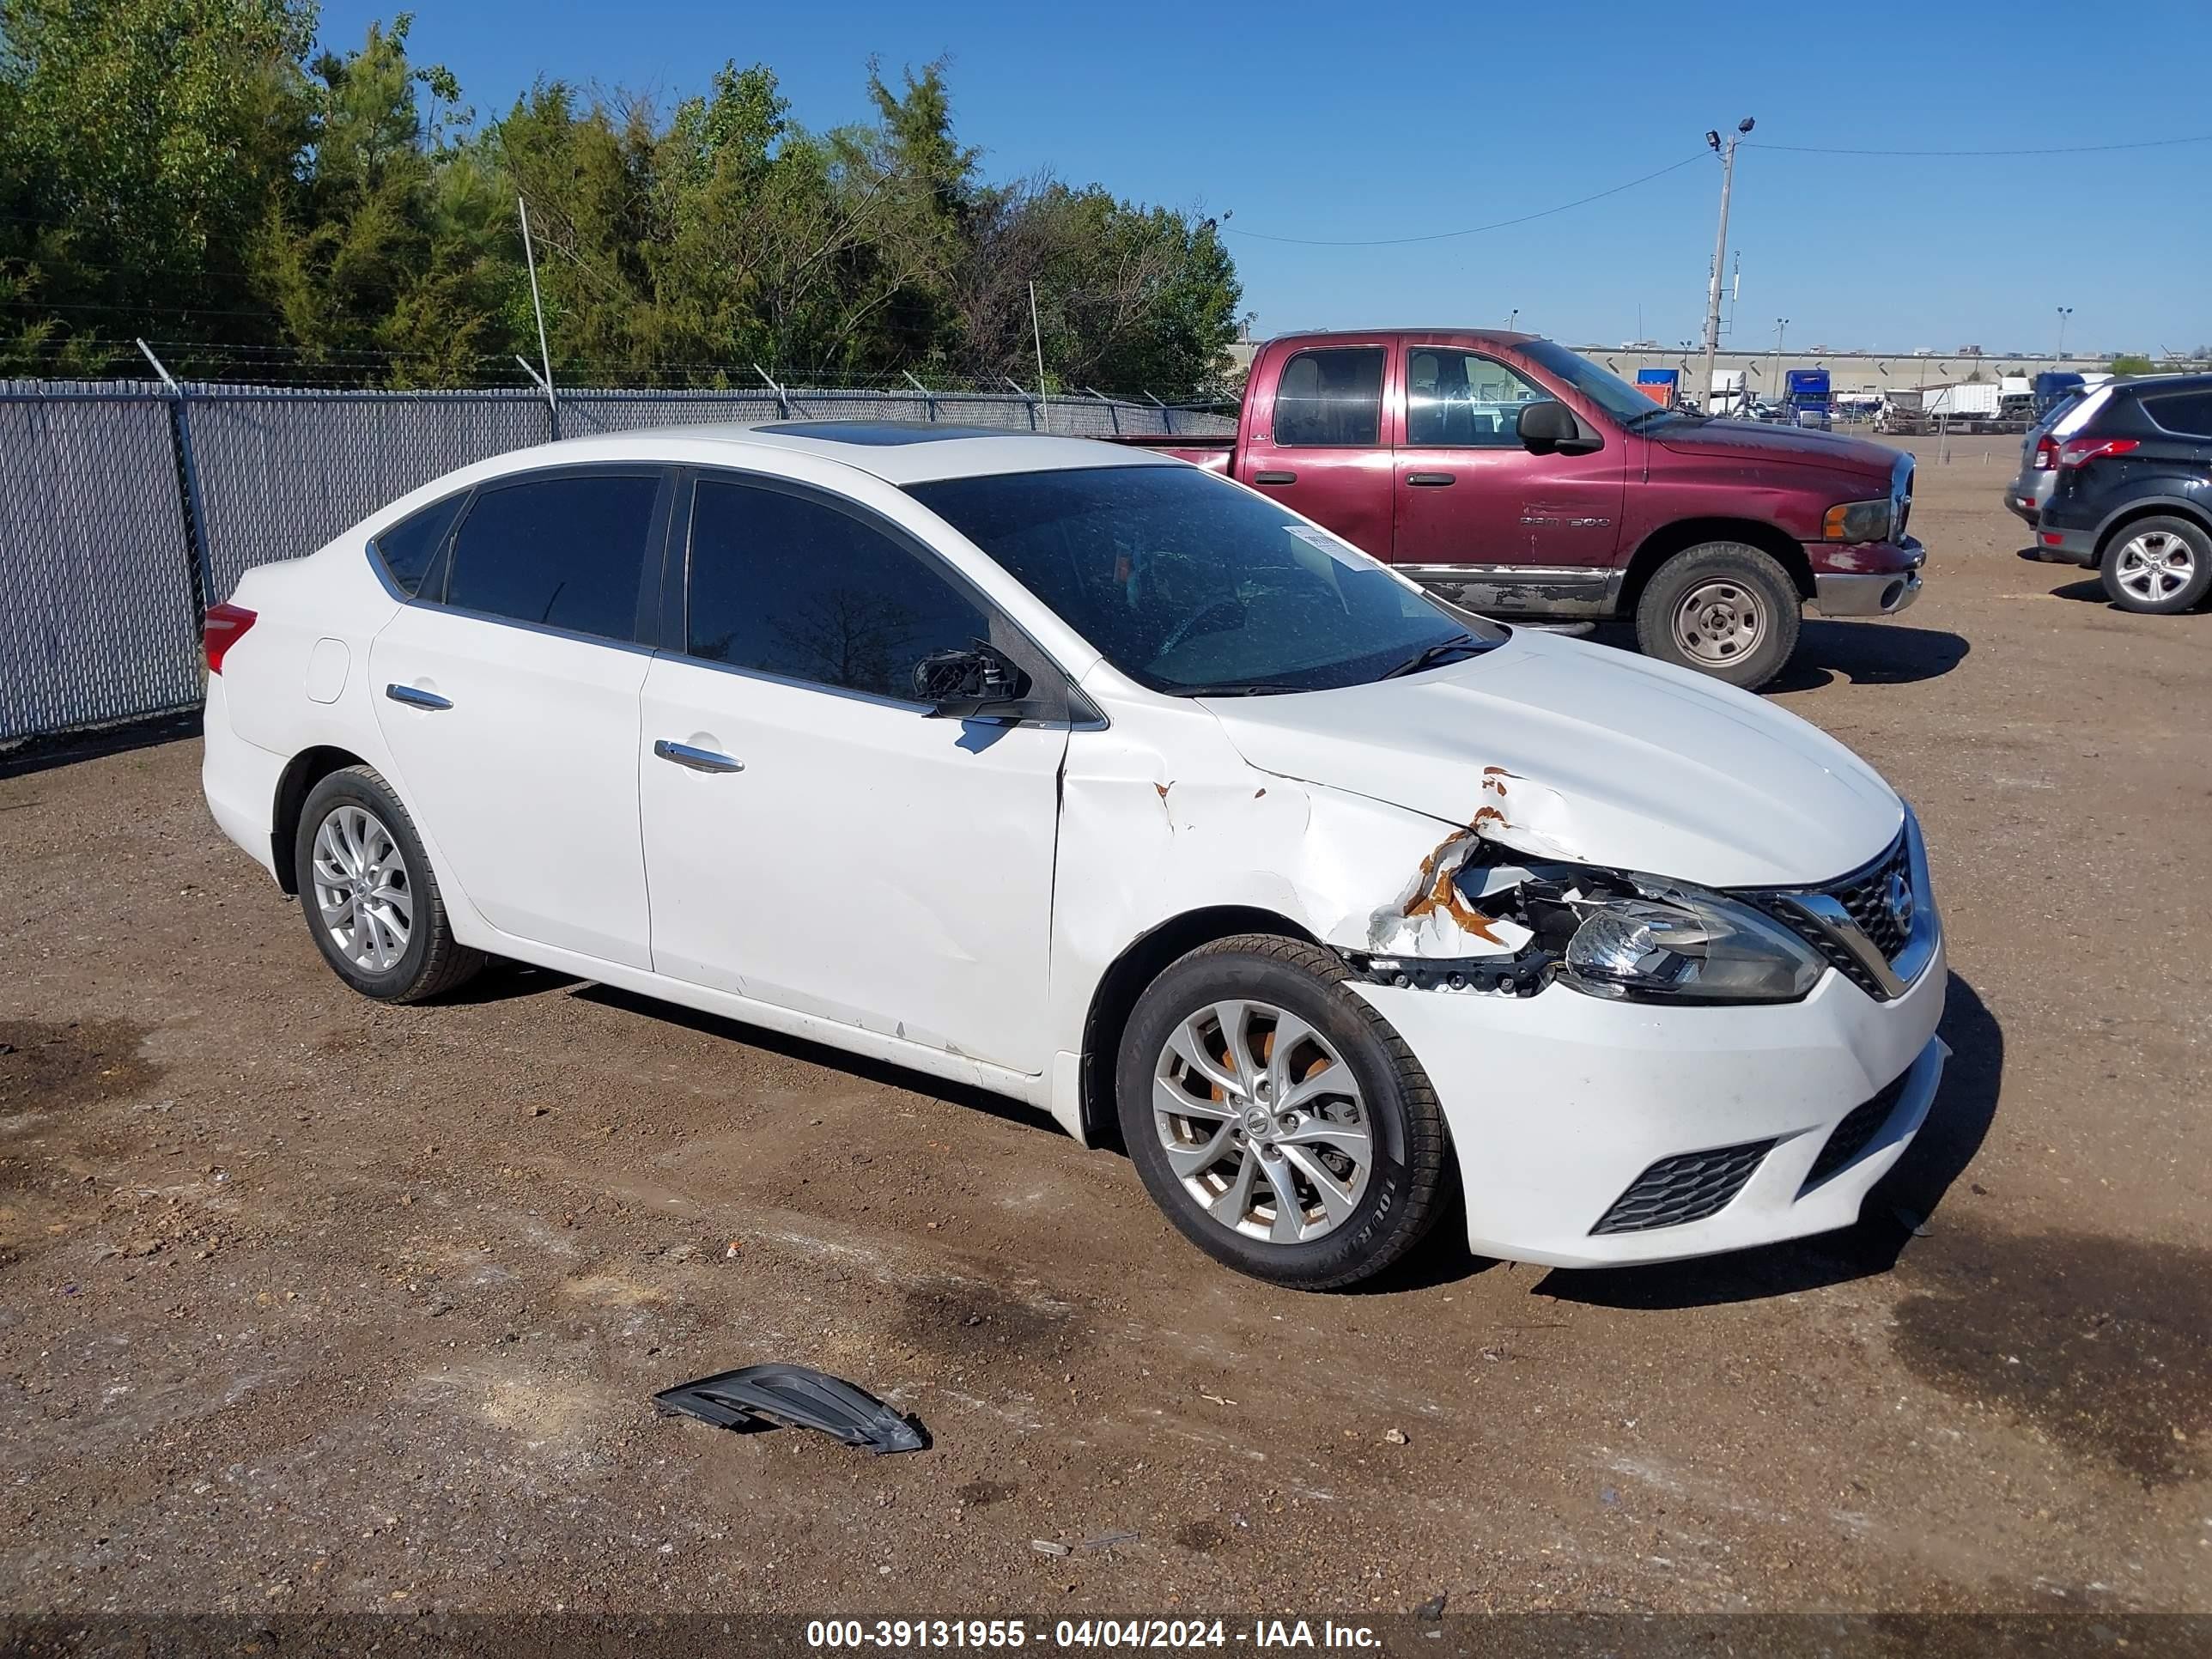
{"left": 1115, "top": 935, "right": 1449, "bottom": 1290}
{"left": 1634, "top": 542, "right": 1802, "bottom": 690}
{"left": 2099, "top": 515, "right": 2212, "bottom": 614}
{"left": 294, "top": 764, "right": 485, "bottom": 1003}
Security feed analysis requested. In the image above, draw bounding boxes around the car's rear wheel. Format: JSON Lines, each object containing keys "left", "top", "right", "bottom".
{"left": 2100, "top": 516, "right": 2212, "bottom": 614}
{"left": 1115, "top": 934, "right": 1448, "bottom": 1289}
{"left": 1634, "top": 542, "right": 1802, "bottom": 690}
{"left": 295, "top": 765, "right": 484, "bottom": 1003}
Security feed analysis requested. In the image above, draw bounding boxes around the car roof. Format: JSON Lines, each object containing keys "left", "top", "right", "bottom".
{"left": 1267, "top": 328, "right": 1541, "bottom": 348}
{"left": 2112, "top": 371, "right": 2212, "bottom": 396}
{"left": 499, "top": 421, "right": 1174, "bottom": 486}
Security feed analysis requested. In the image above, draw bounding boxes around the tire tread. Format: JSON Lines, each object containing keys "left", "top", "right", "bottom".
{"left": 1633, "top": 540, "right": 1802, "bottom": 690}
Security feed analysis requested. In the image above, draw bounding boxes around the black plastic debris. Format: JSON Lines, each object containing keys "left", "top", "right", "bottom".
{"left": 653, "top": 1364, "right": 928, "bottom": 1455}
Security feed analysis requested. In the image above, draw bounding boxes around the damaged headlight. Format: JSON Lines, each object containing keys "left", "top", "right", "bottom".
{"left": 1558, "top": 880, "right": 1824, "bottom": 1005}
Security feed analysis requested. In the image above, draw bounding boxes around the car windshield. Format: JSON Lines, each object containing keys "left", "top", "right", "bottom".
{"left": 1521, "top": 339, "right": 1678, "bottom": 425}
{"left": 907, "top": 465, "right": 1504, "bottom": 696}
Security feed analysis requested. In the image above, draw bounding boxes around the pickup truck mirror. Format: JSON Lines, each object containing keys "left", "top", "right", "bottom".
{"left": 1517, "top": 399, "right": 1592, "bottom": 455}
{"left": 912, "top": 642, "right": 1033, "bottom": 720}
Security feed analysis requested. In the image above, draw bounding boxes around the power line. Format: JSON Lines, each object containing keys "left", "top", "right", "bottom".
{"left": 1746, "top": 132, "right": 2212, "bottom": 157}
{"left": 1223, "top": 153, "right": 1707, "bottom": 247}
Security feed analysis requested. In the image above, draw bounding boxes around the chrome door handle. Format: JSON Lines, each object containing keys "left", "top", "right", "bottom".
{"left": 653, "top": 739, "right": 744, "bottom": 775}
{"left": 385, "top": 684, "right": 453, "bottom": 710}
{"left": 1406, "top": 471, "right": 1457, "bottom": 487}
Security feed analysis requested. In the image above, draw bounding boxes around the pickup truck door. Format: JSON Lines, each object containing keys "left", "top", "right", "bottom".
{"left": 1390, "top": 347, "right": 1628, "bottom": 615}
{"left": 1239, "top": 343, "right": 1396, "bottom": 562}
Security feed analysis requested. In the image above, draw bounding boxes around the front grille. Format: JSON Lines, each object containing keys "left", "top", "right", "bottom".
{"left": 1834, "top": 834, "right": 1914, "bottom": 959}
{"left": 1590, "top": 1139, "right": 1773, "bottom": 1236}
{"left": 1746, "top": 827, "right": 1919, "bottom": 1000}
{"left": 1769, "top": 906, "right": 1886, "bottom": 997}
{"left": 1800, "top": 1069, "right": 1912, "bottom": 1192}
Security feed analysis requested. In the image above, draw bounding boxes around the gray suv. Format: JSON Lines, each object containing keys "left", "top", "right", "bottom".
{"left": 2003, "top": 389, "right": 2091, "bottom": 526}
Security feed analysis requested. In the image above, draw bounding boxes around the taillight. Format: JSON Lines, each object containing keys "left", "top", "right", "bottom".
{"left": 203, "top": 603, "right": 257, "bottom": 674}
{"left": 2032, "top": 433, "right": 2058, "bottom": 471}
{"left": 2055, "top": 436, "right": 2140, "bottom": 470}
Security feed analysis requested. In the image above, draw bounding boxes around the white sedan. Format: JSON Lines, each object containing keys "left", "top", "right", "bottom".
{"left": 201, "top": 422, "right": 1948, "bottom": 1287}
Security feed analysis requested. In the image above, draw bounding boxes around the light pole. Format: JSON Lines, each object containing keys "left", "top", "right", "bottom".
{"left": 1772, "top": 317, "right": 1789, "bottom": 413}
{"left": 1505, "top": 307, "right": 1520, "bottom": 331}
{"left": 1700, "top": 117, "right": 1754, "bottom": 412}
{"left": 2055, "top": 306, "right": 2073, "bottom": 364}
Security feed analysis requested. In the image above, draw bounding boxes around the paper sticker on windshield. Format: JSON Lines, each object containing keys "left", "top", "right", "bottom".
{"left": 1284, "top": 525, "right": 1370, "bottom": 568}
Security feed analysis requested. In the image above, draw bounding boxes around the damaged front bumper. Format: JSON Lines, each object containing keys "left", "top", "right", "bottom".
{"left": 1351, "top": 930, "right": 1948, "bottom": 1267}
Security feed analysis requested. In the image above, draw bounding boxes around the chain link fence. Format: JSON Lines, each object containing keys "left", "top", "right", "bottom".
{"left": 0, "top": 380, "right": 1234, "bottom": 746}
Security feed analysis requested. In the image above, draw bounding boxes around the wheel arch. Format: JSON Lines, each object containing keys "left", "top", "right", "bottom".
{"left": 1620, "top": 517, "right": 1815, "bottom": 613}
{"left": 270, "top": 744, "right": 371, "bottom": 894}
{"left": 1077, "top": 905, "right": 1323, "bottom": 1146}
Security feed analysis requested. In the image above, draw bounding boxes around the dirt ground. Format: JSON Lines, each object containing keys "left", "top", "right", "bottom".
{"left": 2, "top": 434, "right": 2208, "bottom": 1626}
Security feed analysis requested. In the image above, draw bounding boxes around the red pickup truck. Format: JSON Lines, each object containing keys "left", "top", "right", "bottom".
{"left": 1119, "top": 330, "right": 1925, "bottom": 689}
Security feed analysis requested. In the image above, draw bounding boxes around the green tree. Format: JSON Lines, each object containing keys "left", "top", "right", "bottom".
{"left": 0, "top": 9, "right": 1243, "bottom": 394}
{"left": 2108, "top": 354, "right": 2156, "bottom": 377}
{"left": 0, "top": 0, "right": 315, "bottom": 372}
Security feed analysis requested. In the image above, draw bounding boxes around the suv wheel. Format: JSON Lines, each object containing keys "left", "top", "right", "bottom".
{"left": 295, "top": 765, "right": 486, "bottom": 1003}
{"left": 1115, "top": 935, "right": 1449, "bottom": 1289}
{"left": 2100, "top": 516, "right": 2212, "bottom": 614}
{"left": 1634, "top": 542, "right": 1802, "bottom": 690}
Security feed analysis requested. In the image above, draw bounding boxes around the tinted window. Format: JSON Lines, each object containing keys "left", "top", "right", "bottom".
{"left": 1406, "top": 349, "right": 1546, "bottom": 447}
{"left": 1271, "top": 348, "right": 1384, "bottom": 447}
{"left": 372, "top": 493, "right": 466, "bottom": 597}
{"left": 909, "top": 465, "right": 1502, "bottom": 696}
{"left": 686, "top": 478, "right": 992, "bottom": 702}
{"left": 443, "top": 473, "right": 660, "bottom": 641}
{"left": 2142, "top": 390, "right": 2212, "bottom": 440}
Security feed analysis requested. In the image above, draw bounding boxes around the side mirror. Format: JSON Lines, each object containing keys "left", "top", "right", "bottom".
{"left": 912, "top": 642, "right": 1032, "bottom": 720}
{"left": 1517, "top": 399, "right": 1587, "bottom": 455}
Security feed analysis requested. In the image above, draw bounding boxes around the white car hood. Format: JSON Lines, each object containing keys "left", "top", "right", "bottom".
{"left": 1199, "top": 630, "right": 1903, "bottom": 889}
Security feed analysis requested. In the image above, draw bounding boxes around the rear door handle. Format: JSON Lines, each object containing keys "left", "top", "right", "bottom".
{"left": 653, "top": 738, "right": 744, "bottom": 775}
{"left": 385, "top": 684, "right": 453, "bottom": 710}
{"left": 1406, "top": 471, "right": 1457, "bottom": 487}
{"left": 1253, "top": 470, "right": 1297, "bottom": 485}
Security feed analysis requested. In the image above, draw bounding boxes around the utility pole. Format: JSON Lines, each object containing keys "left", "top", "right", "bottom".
{"left": 1700, "top": 118, "right": 1753, "bottom": 410}
{"left": 2055, "top": 305, "right": 2073, "bottom": 364}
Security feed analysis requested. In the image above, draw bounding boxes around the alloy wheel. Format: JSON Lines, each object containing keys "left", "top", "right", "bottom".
{"left": 1152, "top": 1000, "right": 1372, "bottom": 1244}
{"left": 2112, "top": 530, "right": 2197, "bottom": 604}
{"left": 310, "top": 804, "right": 413, "bottom": 972}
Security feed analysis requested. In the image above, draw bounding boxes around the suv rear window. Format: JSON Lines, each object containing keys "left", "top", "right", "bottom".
{"left": 2142, "top": 390, "right": 2212, "bottom": 441}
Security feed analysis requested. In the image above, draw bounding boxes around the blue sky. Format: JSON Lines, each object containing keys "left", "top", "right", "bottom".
{"left": 316, "top": 0, "right": 2212, "bottom": 356}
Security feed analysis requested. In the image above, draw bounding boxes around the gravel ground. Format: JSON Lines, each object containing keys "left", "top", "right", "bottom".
{"left": 2, "top": 435, "right": 2207, "bottom": 1624}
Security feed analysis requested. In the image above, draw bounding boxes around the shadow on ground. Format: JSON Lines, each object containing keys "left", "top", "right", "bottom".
{"left": 568, "top": 981, "right": 1066, "bottom": 1139}
{"left": 1586, "top": 619, "right": 1970, "bottom": 691}
{"left": 1533, "top": 974, "right": 2002, "bottom": 1311}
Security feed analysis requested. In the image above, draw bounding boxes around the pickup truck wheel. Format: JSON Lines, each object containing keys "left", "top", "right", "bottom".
{"left": 1635, "top": 542, "right": 1802, "bottom": 690}
{"left": 2099, "top": 517, "right": 2212, "bottom": 614}
{"left": 1116, "top": 934, "right": 1448, "bottom": 1290}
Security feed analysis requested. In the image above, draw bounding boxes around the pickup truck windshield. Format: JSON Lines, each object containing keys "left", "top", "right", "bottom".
{"left": 908, "top": 465, "right": 1504, "bottom": 696}
{"left": 1522, "top": 340, "right": 1674, "bottom": 426}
